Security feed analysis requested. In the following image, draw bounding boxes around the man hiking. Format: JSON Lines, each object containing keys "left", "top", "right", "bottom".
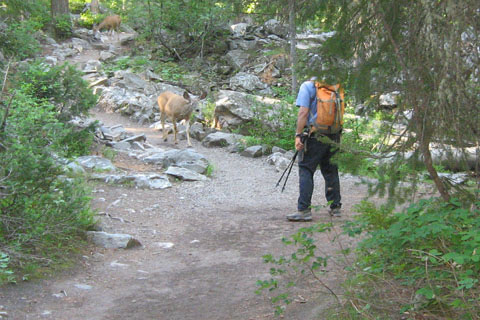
{"left": 286, "top": 77, "right": 342, "bottom": 222}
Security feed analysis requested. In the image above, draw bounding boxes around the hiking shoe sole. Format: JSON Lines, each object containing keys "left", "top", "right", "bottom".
{"left": 286, "top": 212, "right": 312, "bottom": 222}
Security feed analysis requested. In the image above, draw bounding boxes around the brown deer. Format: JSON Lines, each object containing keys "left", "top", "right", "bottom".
{"left": 94, "top": 15, "right": 121, "bottom": 37}
{"left": 157, "top": 91, "right": 207, "bottom": 147}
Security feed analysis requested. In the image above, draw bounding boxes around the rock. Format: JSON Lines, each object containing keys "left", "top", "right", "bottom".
{"left": 112, "top": 141, "right": 131, "bottom": 150}
{"left": 241, "top": 145, "right": 263, "bottom": 158}
{"left": 272, "top": 146, "right": 286, "bottom": 154}
{"left": 99, "top": 125, "right": 128, "bottom": 141}
{"left": 44, "top": 56, "right": 58, "bottom": 66}
{"left": 165, "top": 166, "right": 207, "bottom": 181}
{"left": 117, "top": 72, "right": 149, "bottom": 92}
{"left": 83, "top": 59, "right": 102, "bottom": 73}
{"left": 263, "top": 19, "right": 288, "bottom": 38}
{"left": 230, "top": 23, "right": 249, "bottom": 37}
{"left": 99, "top": 51, "right": 115, "bottom": 61}
{"left": 379, "top": 91, "right": 401, "bottom": 108}
{"left": 229, "top": 72, "right": 268, "bottom": 92}
{"left": 65, "top": 161, "right": 86, "bottom": 174}
{"left": 266, "top": 152, "right": 291, "bottom": 171}
{"left": 229, "top": 38, "right": 258, "bottom": 51}
{"left": 438, "top": 172, "right": 470, "bottom": 185}
{"left": 142, "top": 149, "right": 209, "bottom": 174}
{"left": 75, "top": 156, "right": 116, "bottom": 172}
{"left": 133, "top": 174, "right": 172, "bottom": 189}
{"left": 86, "top": 231, "right": 142, "bottom": 249}
{"left": 88, "top": 77, "right": 109, "bottom": 88}
{"left": 226, "top": 50, "right": 251, "bottom": 70}
{"left": 202, "top": 132, "right": 244, "bottom": 148}
{"left": 91, "top": 173, "right": 172, "bottom": 189}
{"left": 74, "top": 284, "right": 92, "bottom": 290}
{"left": 189, "top": 122, "right": 207, "bottom": 141}
{"left": 120, "top": 134, "right": 147, "bottom": 144}
{"left": 213, "top": 90, "right": 283, "bottom": 132}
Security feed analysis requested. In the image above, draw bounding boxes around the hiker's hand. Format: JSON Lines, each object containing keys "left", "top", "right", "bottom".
{"left": 295, "top": 136, "right": 304, "bottom": 151}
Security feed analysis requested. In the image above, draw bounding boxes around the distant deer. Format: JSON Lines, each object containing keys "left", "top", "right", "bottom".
{"left": 157, "top": 91, "right": 207, "bottom": 147}
{"left": 94, "top": 15, "right": 121, "bottom": 38}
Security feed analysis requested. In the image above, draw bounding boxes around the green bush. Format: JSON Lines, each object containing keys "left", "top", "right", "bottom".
{"left": 53, "top": 14, "right": 73, "bottom": 39}
{"left": 14, "top": 60, "right": 97, "bottom": 121}
{"left": 240, "top": 99, "right": 297, "bottom": 151}
{"left": 343, "top": 197, "right": 480, "bottom": 319}
{"left": 0, "top": 62, "right": 97, "bottom": 284}
{"left": 0, "top": 20, "right": 41, "bottom": 60}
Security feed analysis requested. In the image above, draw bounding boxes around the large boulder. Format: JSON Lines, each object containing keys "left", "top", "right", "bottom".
{"left": 202, "top": 132, "right": 244, "bottom": 148}
{"left": 229, "top": 72, "right": 268, "bottom": 92}
{"left": 226, "top": 50, "right": 251, "bottom": 70}
{"left": 263, "top": 19, "right": 288, "bottom": 38}
{"left": 213, "top": 90, "right": 284, "bottom": 132}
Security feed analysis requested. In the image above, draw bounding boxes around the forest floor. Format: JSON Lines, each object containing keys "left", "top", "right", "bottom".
{"left": 0, "top": 32, "right": 378, "bottom": 320}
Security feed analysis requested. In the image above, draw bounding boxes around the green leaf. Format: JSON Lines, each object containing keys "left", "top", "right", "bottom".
{"left": 416, "top": 287, "right": 435, "bottom": 299}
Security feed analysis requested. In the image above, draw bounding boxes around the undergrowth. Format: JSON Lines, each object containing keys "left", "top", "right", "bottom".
{"left": 257, "top": 197, "right": 480, "bottom": 319}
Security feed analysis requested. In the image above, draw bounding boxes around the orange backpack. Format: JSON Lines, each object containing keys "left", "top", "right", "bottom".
{"left": 311, "top": 82, "right": 345, "bottom": 134}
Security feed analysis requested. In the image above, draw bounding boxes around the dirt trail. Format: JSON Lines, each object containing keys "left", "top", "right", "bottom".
{"left": 0, "top": 33, "right": 372, "bottom": 320}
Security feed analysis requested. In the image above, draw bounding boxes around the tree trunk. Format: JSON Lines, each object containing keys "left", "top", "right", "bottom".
{"left": 51, "top": 0, "right": 69, "bottom": 17}
{"left": 90, "top": 0, "right": 99, "bottom": 14}
{"left": 289, "top": 0, "right": 297, "bottom": 95}
{"left": 414, "top": 105, "right": 450, "bottom": 202}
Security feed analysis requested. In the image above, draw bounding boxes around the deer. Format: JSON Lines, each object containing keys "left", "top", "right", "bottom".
{"left": 94, "top": 15, "right": 122, "bottom": 38}
{"left": 157, "top": 91, "right": 207, "bottom": 147}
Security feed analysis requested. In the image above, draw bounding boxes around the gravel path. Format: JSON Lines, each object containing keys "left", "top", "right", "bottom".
{"left": 0, "top": 33, "right": 373, "bottom": 320}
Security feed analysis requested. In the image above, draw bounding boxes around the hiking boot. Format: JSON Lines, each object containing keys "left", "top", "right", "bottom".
{"left": 286, "top": 210, "right": 312, "bottom": 222}
{"left": 329, "top": 207, "right": 342, "bottom": 217}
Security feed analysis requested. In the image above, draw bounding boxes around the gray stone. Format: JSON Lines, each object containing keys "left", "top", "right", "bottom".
{"left": 44, "top": 56, "right": 58, "bottom": 66}
{"left": 75, "top": 156, "right": 116, "bottom": 172}
{"left": 272, "top": 146, "right": 286, "bottom": 154}
{"left": 112, "top": 141, "right": 131, "bottom": 150}
{"left": 165, "top": 166, "right": 207, "bottom": 181}
{"left": 120, "top": 134, "right": 147, "bottom": 144}
{"left": 263, "top": 19, "right": 288, "bottom": 38}
{"left": 266, "top": 152, "right": 291, "bottom": 171}
{"left": 379, "top": 91, "right": 401, "bottom": 108}
{"left": 202, "top": 132, "right": 244, "bottom": 148}
{"left": 65, "top": 161, "right": 86, "bottom": 175}
{"left": 241, "top": 145, "right": 263, "bottom": 158}
{"left": 86, "top": 231, "right": 142, "bottom": 249}
{"left": 230, "top": 23, "right": 249, "bottom": 37}
{"left": 117, "top": 72, "right": 149, "bottom": 92}
{"left": 189, "top": 122, "right": 207, "bottom": 141}
{"left": 83, "top": 59, "right": 102, "bottom": 72}
{"left": 133, "top": 174, "right": 172, "bottom": 189}
{"left": 99, "top": 51, "right": 115, "bottom": 61}
{"left": 88, "top": 77, "right": 109, "bottom": 88}
{"left": 226, "top": 50, "right": 251, "bottom": 70}
{"left": 229, "top": 72, "right": 267, "bottom": 92}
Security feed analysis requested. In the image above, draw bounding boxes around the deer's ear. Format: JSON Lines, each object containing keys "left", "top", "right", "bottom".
{"left": 199, "top": 91, "right": 207, "bottom": 100}
{"left": 183, "top": 91, "right": 191, "bottom": 101}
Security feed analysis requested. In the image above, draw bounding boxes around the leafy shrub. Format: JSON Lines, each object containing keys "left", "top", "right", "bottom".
{"left": 240, "top": 99, "right": 297, "bottom": 151}
{"left": 14, "top": 60, "right": 97, "bottom": 121}
{"left": 53, "top": 14, "right": 73, "bottom": 39}
{"left": 343, "top": 197, "right": 480, "bottom": 319}
{"left": 70, "top": 0, "right": 88, "bottom": 14}
{"left": 0, "top": 20, "right": 41, "bottom": 60}
{"left": 0, "top": 63, "right": 96, "bottom": 284}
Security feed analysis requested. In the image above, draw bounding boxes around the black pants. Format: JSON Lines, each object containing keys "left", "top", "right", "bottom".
{"left": 297, "top": 134, "right": 341, "bottom": 211}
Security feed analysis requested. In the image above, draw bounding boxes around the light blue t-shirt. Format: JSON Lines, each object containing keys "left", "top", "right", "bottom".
{"left": 295, "top": 81, "right": 317, "bottom": 125}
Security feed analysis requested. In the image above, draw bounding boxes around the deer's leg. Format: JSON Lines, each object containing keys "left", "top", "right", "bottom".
{"left": 186, "top": 118, "right": 192, "bottom": 147}
{"left": 172, "top": 118, "right": 178, "bottom": 144}
{"left": 161, "top": 113, "right": 168, "bottom": 142}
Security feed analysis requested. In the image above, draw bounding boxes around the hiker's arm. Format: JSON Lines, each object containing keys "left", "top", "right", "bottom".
{"left": 295, "top": 106, "right": 309, "bottom": 151}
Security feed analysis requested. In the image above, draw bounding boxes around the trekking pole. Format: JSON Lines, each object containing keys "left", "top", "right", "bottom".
{"left": 275, "top": 150, "right": 298, "bottom": 192}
